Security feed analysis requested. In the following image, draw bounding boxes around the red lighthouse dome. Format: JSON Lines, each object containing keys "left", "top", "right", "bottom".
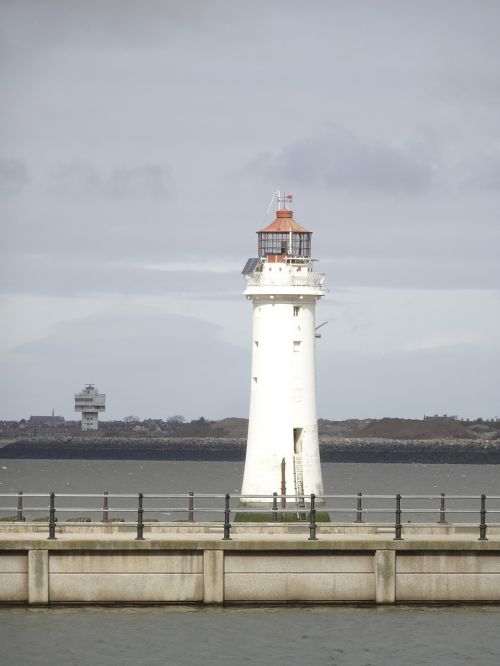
{"left": 257, "top": 195, "right": 312, "bottom": 262}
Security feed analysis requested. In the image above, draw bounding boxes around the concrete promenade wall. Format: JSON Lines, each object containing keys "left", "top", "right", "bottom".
{"left": 1, "top": 530, "right": 500, "bottom": 605}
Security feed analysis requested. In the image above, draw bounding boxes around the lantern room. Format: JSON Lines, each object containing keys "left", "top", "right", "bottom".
{"left": 257, "top": 196, "right": 312, "bottom": 263}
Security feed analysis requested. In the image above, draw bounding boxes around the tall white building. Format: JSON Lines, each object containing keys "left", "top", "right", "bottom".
{"left": 74, "top": 384, "right": 106, "bottom": 431}
{"left": 241, "top": 194, "right": 326, "bottom": 503}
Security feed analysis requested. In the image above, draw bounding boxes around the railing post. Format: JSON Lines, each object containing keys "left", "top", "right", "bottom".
{"left": 48, "top": 492, "right": 56, "bottom": 540}
{"left": 17, "top": 491, "right": 24, "bottom": 522}
{"left": 308, "top": 493, "right": 317, "bottom": 541}
{"left": 101, "top": 491, "right": 109, "bottom": 522}
{"left": 438, "top": 492, "right": 446, "bottom": 524}
{"left": 272, "top": 492, "right": 278, "bottom": 522}
{"left": 188, "top": 491, "right": 194, "bottom": 522}
{"left": 223, "top": 493, "right": 231, "bottom": 540}
{"left": 136, "top": 492, "right": 145, "bottom": 540}
{"left": 479, "top": 494, "right": 488, "bottom": 541}
{"left": 394, "top": 494, "right": 402, "bottom": 541}
{"left": 356, "top": 491, "right": 363, "bottom": 523}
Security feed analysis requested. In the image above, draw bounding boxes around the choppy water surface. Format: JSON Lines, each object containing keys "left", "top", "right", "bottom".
{"left": 1, "top": 605, "right": 500, "bottom": 666}
{"left": 1, "top": 459, "right": 498, "bottom": 495}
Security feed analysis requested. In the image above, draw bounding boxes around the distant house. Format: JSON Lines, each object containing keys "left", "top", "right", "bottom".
{"left": 423, "top": 414, "right": 458, "bottom": 421}
{"left": 29, "top": 415, "right": 65, "bottom": 426}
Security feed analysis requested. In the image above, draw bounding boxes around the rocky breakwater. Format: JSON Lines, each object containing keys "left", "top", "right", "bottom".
{"left": 320, "top": 437, "right": 500, "bottom": 463}
{"left": 1, "top": 435, "right": 499, "bottom": 463}
{"left": 0, "top": 436, "right": 247, "bottom": 461}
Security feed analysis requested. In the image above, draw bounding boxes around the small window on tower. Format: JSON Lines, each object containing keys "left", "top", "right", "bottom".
{"left": 253, "top": 376, "right": 258, "bottom": 384}
{"left": 293, "top": 341, "right": 301, "bottom": 352}
{"left": 293, "top": 306, "right": 300, "bottom": 317}
{"left": 254, "top": 341, "right": 259, "bottom": 348}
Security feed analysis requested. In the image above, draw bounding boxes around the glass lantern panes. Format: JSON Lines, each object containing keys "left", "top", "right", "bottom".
{"left": 258, "top": 232, "right": 311, "bottom": 258}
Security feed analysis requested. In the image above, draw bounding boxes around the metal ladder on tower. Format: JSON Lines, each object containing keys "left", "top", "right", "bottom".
{"left": 293, "top": 454, "right": 306, "bottom": 519}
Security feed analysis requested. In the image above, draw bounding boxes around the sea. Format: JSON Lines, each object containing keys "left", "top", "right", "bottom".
{"left": 1, "top": 460, "right": 499, "bottom": 666}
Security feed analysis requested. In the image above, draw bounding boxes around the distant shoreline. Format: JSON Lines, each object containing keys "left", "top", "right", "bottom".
{"left": 1, "top": 437, "right": 499, "bottom": 463}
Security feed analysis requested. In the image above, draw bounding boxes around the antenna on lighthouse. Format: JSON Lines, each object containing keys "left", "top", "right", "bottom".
{"left": 315, "top": 321, "right": 328, "bottom": 339}
{"left": 265, "top": 190, "right": 294, "bottom": 215}
{"left": 266, "top": 190, "right": 281, "bottom": 215}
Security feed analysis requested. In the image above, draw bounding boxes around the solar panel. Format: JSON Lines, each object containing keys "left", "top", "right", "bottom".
{"left": 241, "top": 258, "right": 260, "bottom": 275}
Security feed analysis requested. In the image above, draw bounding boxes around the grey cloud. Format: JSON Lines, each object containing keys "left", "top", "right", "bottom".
{"left": 439, "top": 67, "right": 500, "bottom": 111}
{"left": 108, "top": 166, "right": 172, "bottom": 200}
{"left": 48, "top": 162, "right": 101, "bottom": 198}
{"left": 0, "top": 1, "right": 213, "bottom": 56}
{"left": 467, "top": 156, "right": 500, "bottom": 191}
{"left": 48, "top": 161, "right": 172, "bottom": 200}
{"left": 0, "top": 255, "right": 241, "bottom": 299}
{"left": 0, "top": 157, "right": 29, "bottom": 194}
{"left": 5, "top": 311, "right": 248, "bottom": 420}
{"left": 249, "top": 127, "right": 438, "bottom": 194}
{"left": 317, "top": 344, "right": 500, "bottom": 420}
{"left": 324, "top": 256, "right": 500, "bottom": 291}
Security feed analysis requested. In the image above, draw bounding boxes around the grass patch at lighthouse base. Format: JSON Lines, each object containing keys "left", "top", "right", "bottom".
{"left": 234, "top": 511, "right": 331, "bottom": 523}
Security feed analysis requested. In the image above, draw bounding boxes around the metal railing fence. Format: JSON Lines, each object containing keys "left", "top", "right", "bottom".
{"left": 0, "top": 491, "right": 498, "bottom": 542}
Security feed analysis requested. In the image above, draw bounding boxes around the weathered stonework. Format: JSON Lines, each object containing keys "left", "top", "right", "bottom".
{"left": 0, "top": 534, "right": 499, "bottom": 605}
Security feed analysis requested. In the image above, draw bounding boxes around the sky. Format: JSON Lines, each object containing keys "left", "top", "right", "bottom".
{"left": 1, "top": 0, "right": 499, "bottom": 421}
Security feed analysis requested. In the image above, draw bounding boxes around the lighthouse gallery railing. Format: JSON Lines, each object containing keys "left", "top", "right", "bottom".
{"left": 244, "top": 271, "right": 326, "bottom": 288}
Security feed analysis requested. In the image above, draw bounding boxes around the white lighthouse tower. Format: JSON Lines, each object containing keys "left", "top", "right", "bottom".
{"left": 241, "top": 193, "right": 326, "bottom": 503}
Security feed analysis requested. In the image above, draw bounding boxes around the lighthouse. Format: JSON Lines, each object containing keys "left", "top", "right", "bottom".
{"left": 241, "top": 193, "right": 326, "bottom": 504}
